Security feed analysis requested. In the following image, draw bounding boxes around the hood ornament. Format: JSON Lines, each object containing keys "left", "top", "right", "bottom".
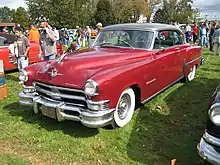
{"left": 48, "top": 68, "right": 63, "bottom": 78}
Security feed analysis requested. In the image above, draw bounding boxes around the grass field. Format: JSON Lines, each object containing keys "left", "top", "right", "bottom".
{"left": 0, "top": 49, "right": 219, "bottom": 165}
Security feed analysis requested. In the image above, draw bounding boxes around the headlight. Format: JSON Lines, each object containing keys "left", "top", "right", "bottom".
{"left": 84, "top": 80, "right": 98, "bottom": 96}
{"left": 19, "top": 69, "right": 28, "bottom": 82}
{"left": 209, "top": 103, "right": 220, "bottom": 126}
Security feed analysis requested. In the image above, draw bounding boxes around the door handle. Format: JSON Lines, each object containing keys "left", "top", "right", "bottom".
{"left": 175, "top": 47, "right": 180, "bottom": 50}
{"left": 175, "top": 47, "right": 180, "bottom": 52}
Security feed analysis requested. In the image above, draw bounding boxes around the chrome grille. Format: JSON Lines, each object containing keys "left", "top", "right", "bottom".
{"left": 35, "top": 82, "right": 87, "bottom": 108}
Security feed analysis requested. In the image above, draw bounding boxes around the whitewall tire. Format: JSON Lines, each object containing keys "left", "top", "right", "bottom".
{"left": 187, "top": 65, "right": 196, "bottom": 82}
{"left": 112, "top": 88, "right": 135, "bottom": 128}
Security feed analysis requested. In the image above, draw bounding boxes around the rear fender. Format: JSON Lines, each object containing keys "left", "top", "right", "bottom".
{"left": 184, "top": 46, "right": 202, "bottom": 76}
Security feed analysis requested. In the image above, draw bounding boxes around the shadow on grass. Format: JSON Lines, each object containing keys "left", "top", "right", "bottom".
{"left": 4, "top": 102, "right": 99, "bottom": 137}
{"left": 127, "top": 77, "right": 219, "bottom": 165}
{"left": 5, "top": 74, "right": 19, "bottom": 82}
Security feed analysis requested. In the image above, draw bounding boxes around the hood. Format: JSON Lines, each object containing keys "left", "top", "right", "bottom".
{"left": 35, "top": 47, "right": 152, "bottom": 89}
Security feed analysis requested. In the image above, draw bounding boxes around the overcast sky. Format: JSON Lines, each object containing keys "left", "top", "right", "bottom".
{"left": 0, "top": 0, "right": 220, "bottom": 20}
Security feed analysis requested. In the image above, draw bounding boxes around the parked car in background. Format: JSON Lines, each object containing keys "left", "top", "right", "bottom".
{"left": 0, "top": 35, "right": 42, "bottom": 71}
{"left": 198, "top": 85, "right": 220, "bottom": 165}
{"left": 19, "top": 23, "right": 203, "bottom": 128}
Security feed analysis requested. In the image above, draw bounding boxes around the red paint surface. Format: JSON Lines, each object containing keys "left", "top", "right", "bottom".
{"left": 24, "top": 45, "right": 202, "bottom": 109}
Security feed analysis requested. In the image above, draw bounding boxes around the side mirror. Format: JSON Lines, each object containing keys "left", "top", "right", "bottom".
{"left": 155, "top": 47, "right": 165, "bottom": 55}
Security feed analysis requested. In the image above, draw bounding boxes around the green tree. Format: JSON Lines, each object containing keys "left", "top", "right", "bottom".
{"left": 191, "top": 8, "right": 202, "bottom": 23}
{"left": 145, "top": 0, "right": 162, "bottom": 22}
{"left": 112, "top": 0, "right": 133, "bottom": 23}
{"left": 153, "top": 0, "right": 194, "bottom": 24}
{"left": 153, "top": 8, "right": 167, "bottom": 23}
{"left": 0, "top": 6, "right": 13, "bottom": 22}
{"left": 11, "top": 7, "right": 31, "bottom": 29}
{"left": 26, "top": 0, "right": 96, "bottom": 28}
{"left": 26, "top": 0, "right": 51, "bottom": 24}
{"left": 94, "top": 0, "right": 115, "bottom": 26}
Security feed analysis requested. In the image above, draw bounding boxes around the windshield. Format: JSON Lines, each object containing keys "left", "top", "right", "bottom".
{"left": 94, "top": 30, "right": 154, "bottom": 49}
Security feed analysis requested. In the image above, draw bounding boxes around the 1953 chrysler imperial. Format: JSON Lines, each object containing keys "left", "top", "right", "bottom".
{"left": 198, "top": 85, "right": 220, "bottom": 164}
{"left": 19, "top": 23, "right": 203, "bottom": 128}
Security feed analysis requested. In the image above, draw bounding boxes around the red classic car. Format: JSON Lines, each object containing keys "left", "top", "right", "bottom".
{"left": 0, "top": 35, "right": 41, "bottom": 71}
{"left": 19, "top": 23, "right": 203, "bottom": 128}
{"left": 198, "top": 85, "right": 220, "bottom": 164}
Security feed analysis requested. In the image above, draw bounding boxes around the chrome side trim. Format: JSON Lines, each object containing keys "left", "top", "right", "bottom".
{"left": 186, "top": 56, "right": 202, "bottom": 65}
{"left": 141, "top": 76, "right": 184, "bottom": 104}
{"left": 203, "top": 131, "right": 220, "bottom": 148}
{"left": 146, "top": 78, "right": 156, "bottom": 85}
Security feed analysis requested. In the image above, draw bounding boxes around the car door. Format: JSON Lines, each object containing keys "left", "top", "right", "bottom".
{"left": 172, "top": 30, "right": 186, "bottom": 80}
{"left": 151, "top": 30, "right": 179, "bottom": 91}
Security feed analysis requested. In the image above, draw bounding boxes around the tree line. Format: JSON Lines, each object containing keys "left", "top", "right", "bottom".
{"left": 0, "top": 0, "right": 200, "bottom": 29}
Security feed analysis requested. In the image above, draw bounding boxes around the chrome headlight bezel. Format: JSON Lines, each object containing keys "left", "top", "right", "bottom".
{"left": 19, "top": 69, "right": 28, "bottom": 82}
{"left": 84, "top": 79, "right": 99, "bottom": 96}
{"left": 209, "top": 103, "right": 220, "bottom": 126}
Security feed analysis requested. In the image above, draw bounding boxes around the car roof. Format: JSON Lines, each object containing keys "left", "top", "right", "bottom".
{"left": 103, "top": 23, "right": 180, "bottom": 31}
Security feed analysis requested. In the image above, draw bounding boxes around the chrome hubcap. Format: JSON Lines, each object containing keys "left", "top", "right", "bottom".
{"left": 117, "top": 94, "right": 131, "bottom": 120}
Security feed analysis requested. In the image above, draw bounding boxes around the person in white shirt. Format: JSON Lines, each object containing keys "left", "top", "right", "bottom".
{"left": 86, "top": 26, "right": 92, "bottom": 48}
{"left": 201, "top": 23, "right": 207, "bottom": 48}
{"left": 185, "top": 23, "right": 192, "bottom": 43}
{"left": 53, "top": 28, "right": 59, "bottom": 41}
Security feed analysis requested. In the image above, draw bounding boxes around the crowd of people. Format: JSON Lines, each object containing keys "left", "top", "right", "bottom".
{"left": 0, "top": 20, "right": 219, "bottom": 75}
{"left": 0, "top": 22, "right": 104, "bottom": 74}
{"left": 179, "top": 21, "right": 220, "bottom": 56}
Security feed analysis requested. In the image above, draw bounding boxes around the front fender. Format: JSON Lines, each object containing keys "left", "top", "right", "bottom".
{"left": 90, "top": 62, "right": 148, "bottom": 109}
{"left": 24, "top": 61, "right": 49, "bottom": 86}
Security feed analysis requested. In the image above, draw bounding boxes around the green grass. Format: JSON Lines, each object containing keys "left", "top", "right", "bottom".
{"left": 0, "top": 154, "right": 29, "bottom": 165}
{"left": 0, "top": 49, "right": 219, "bottom": 165}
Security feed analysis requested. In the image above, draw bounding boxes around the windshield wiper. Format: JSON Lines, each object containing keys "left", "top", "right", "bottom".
{"left": 99, "top": 42, "right": 113, "bottom": 47}
{"left": 118, "top": 39, "right": 135, "bottom": 49}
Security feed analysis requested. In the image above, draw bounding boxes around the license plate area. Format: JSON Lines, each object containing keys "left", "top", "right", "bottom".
{"left": 40, "top": 105, "right": 56, "bottom": 119}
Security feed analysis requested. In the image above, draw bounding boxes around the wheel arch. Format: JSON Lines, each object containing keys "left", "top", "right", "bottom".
{"left": 130, "top": 84, "right": 142, "bottom": 109}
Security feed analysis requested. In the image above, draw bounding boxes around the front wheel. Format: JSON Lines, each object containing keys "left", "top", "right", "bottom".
{"left": 112, "top": 88, "right": 135, "bottom": 128}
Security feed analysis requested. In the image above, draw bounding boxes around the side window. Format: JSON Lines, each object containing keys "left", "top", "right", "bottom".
{"left": 133, "top": 31, "right": 154, "bottom": 49}
{"left": 0, "top": 39, "right": 5, "bottom": 46}
{"left": 173, "top": 31, "right": 184, "bottom": 45}
{"left": 154, "top": 30, "right": 174, "bottom": 49}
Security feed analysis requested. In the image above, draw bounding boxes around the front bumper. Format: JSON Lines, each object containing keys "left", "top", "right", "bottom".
{"left": 19, "top": 91, "right": 114, "bottom": 128}
{"left": 197, "top": 131, "right": 220, "bottom": 165}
